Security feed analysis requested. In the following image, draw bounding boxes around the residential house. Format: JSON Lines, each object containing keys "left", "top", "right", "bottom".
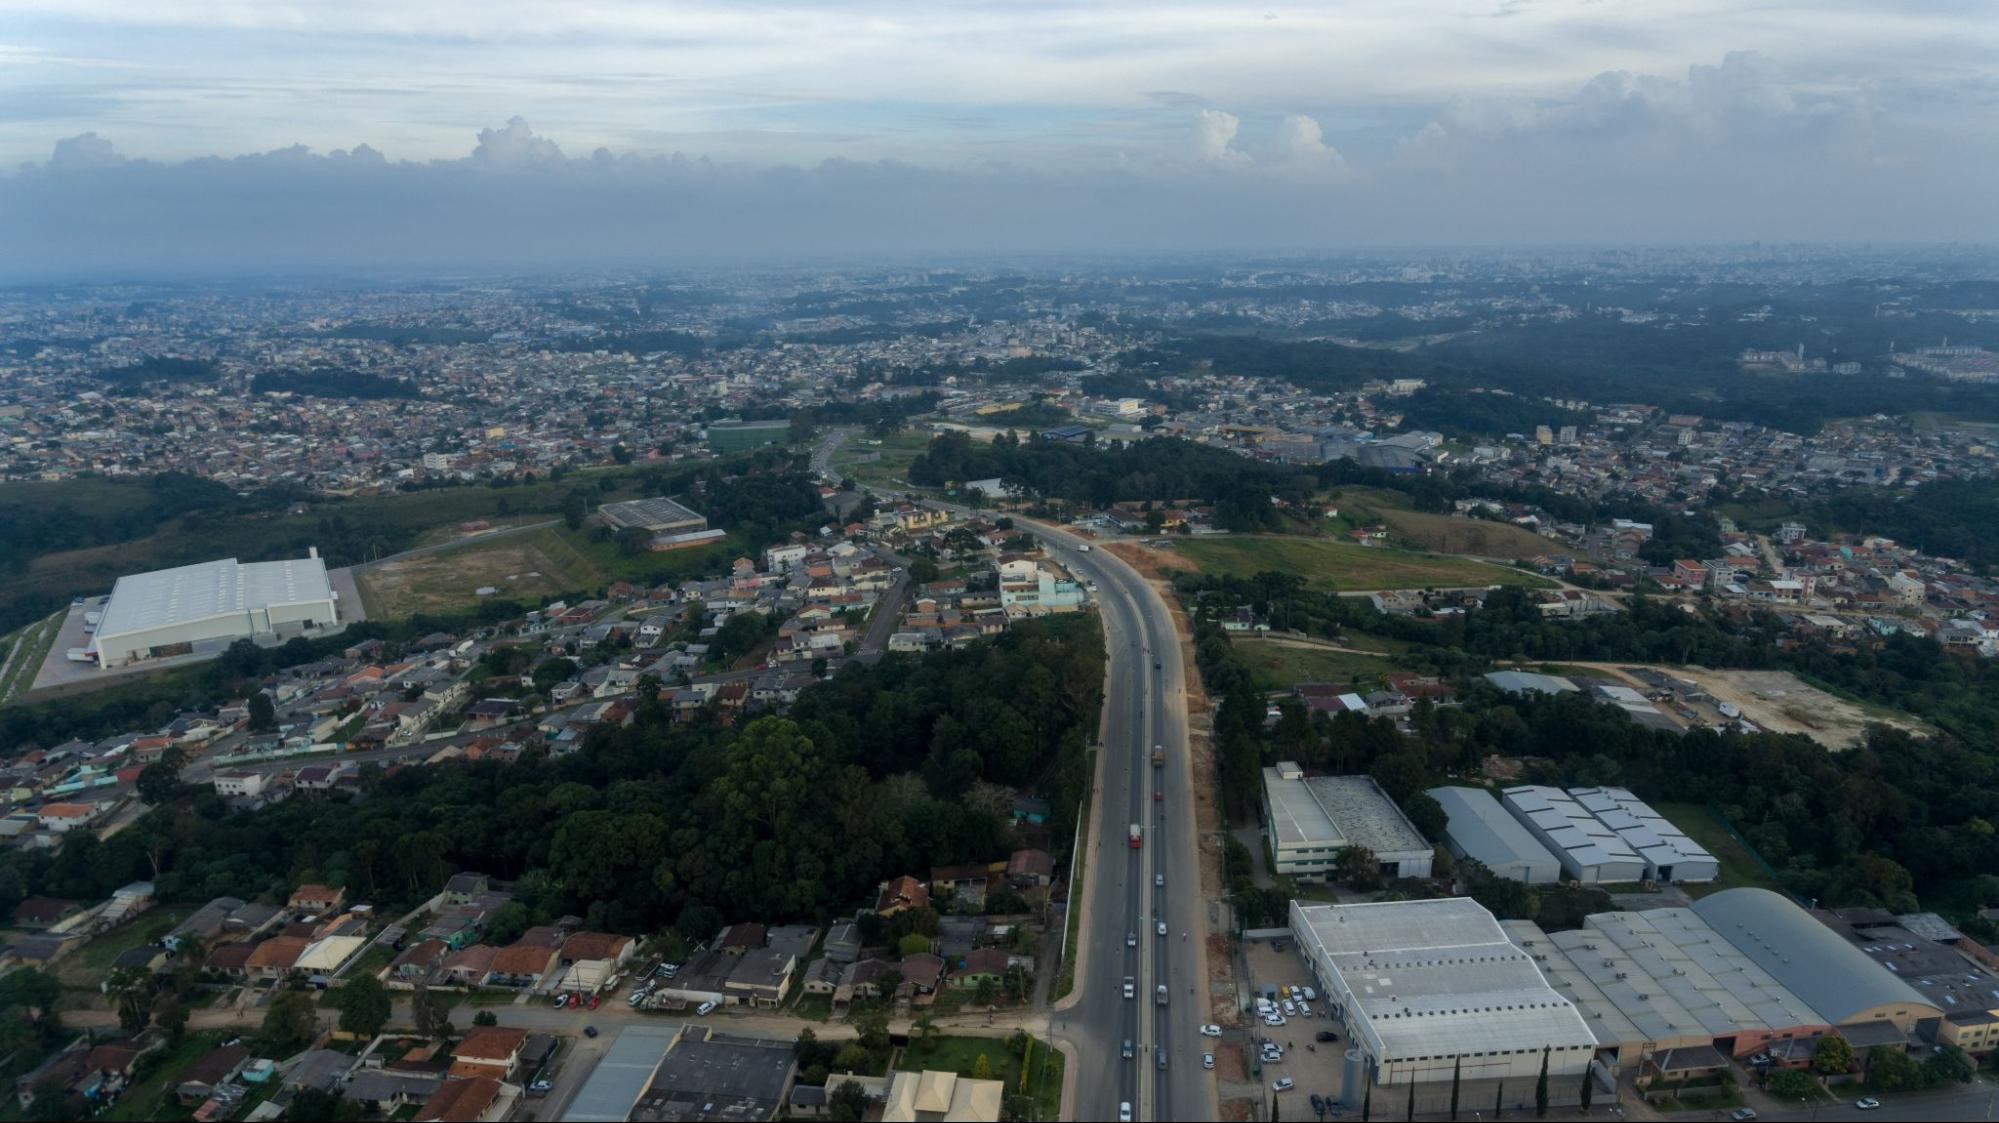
{"left": 245, "top": 936, "right": 311, "bottom": 981}
{"left": 1006, "top": 849, "right": 1055, "bottom": 890}
{"left": 486, "top": 944, "right": 559, "bottom": 990}
{"left": 175, "top": 1045, "right": 248, "bottom": 1107}
{"left": 875, "top": 876, "right": 929, "bottom": 917}
{"left": 898, "top": 952, "right": 946, "bottom": 996}
{"left": 949, "top": 947, "right": 1010, "bottom": 990}
{"left": 417, "top": 1075, "right": 514, "bottom": 1123}
{"left": 288, "top": 884, "right": 346, "bottom": 916}
{"left": 449, "top": 1027, "right": 528, "bottom": 1080}
{"left": 440, "top": 944, "right": 498, "bottom": 988}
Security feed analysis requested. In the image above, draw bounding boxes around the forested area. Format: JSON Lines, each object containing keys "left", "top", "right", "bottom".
{"left": 1184, "top": 574, "right": 1999, "bottom": 929}
{"left": 908, "top": 430, "right": 1316, "bottom": 530}
{"left": 0, "top": 617, "right": 1103, "bottom": 936}
{"left": 249, "top": 370, "right": 421, "bottom": 399}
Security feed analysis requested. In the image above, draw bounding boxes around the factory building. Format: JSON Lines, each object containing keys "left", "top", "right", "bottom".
{"left": 1425, "top": 786, "right": 1563, "bottom": 885}
{"left": 1504, "top": 910, "right": 1831, "bottom": 1066}
{"left": 89, "top": 552, "right": 339, "bottom": 669}
{"left": 596, "top": 496, "right": 708, "bottom": 535}
{"left": 1693, "top": 889, "right": 1943, "bottom": 1037}
{"left": 1568, "top": 787, "right": 1719, "bottom": 884}
{"left": 1263, "top": 765, "right": 1433, "bottom": 882}
{"left": 1500, "top": 786, "right": 1648, "bottom": 884}
{"left": 1290, "top": 898, "right": 1597, "bottom": 1088}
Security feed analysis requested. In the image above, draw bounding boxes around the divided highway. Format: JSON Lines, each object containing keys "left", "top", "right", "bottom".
{"left": 1030, "top": 527, "right": 1213, "bottom": 1122}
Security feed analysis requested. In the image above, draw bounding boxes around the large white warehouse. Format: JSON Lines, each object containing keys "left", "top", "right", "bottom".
{"left": 1290, "top": 898, "right": 1597, "bottom": 1087}
{"left": 89, "top": 552, "right": 340, "bottom": 668}
{"left": 1263, "top": 765, "right": 1434, "bottom": 882}
{"left": 1569, "top": 787, "right": 1719, "bottom": 884}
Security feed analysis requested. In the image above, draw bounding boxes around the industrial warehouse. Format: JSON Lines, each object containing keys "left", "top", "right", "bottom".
{"left": 1262, "top": 764, "right": 1434, "bottom": 881}
{"left": 1289, "top": 898, "right": 1598, "bottom": 1093}
{"left": 87, "top": 551, "right": 341, "bottom": 669}
{"left": 1278, "top": 887, "right": 1991, "bottom": 1109}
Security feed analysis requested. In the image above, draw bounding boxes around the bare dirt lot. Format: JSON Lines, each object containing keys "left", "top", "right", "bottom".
{"left": 358, "top": 539, "right": 579, "bottom": 617}
{"left": 1568, "top": 662, "right": 1926, "bottom": 751}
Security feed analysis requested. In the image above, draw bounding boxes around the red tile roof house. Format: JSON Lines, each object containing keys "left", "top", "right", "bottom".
{"left": 874, "top": 876, "right": 930, "bottom": 916}
{"left": 417, "top": 1075, "right": 511, "bottom": 1123}
{"left": 244, "top": 936, "right": 311, "bottom": 982}
{"left": 448, "top": 1026, "right": 528, "bottom": 1080}
{"left": 485, "top": 944, "right": 559, "bottom": 991}
{"left": 287, "top": 883, "right": 346, "bottom": 915}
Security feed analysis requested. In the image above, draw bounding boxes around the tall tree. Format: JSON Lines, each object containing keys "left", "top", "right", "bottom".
{"left": 332, "top": 974, "right": 392, "bottom": 1038}
{"left": 1535, "top": 1046, "right": 1549, "bottom": 1117}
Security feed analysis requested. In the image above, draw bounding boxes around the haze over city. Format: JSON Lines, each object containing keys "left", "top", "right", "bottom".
{"left": 4, "top": 0, "right": 1997, "bottom": 273}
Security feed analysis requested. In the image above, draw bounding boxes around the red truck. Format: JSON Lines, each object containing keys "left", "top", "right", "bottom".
{"left": 1128, "top": 823, "right": 1142, "bottom": 849}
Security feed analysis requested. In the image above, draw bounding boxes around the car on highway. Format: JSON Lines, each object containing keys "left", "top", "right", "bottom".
{"left": 1200, "top": 1024, "right": 1222, "bottom": 1037}
{"left": 1273, "top": 1078, "right": 1295, "bottom": 1092}
{"left": 1154, "top": 873, "right": 1164, "bottom": 887}
{"left": 1123, "top": 977, "right": 1135, "bottom": 999}
{"left": 1118, "top": 1103, "right": 1132, "bottom": 1122}
{"left": 1156, "top": 984, "right": 1168, "bottom": 1006}
{"left": 1156, "top": 1046, "right": 1168, "bottom": 1070}
{"left": 1728, "top": 1110, "right": 1757, "bottom": 1122}
{"left": 1122, "top": 1039, "right": 1134, "bottom": 1059}
{"left": 1154, "top": 789, "right": 1163, "bottom": 802}
{"left": 1855, "top": 1100, "right": 1880, "bottom": 1111}
{"left": 1203, "top": 1052, "right": 1215, "bottom": 1069}
{"left": 1157, "top": 921, "right": 1167, "bottom": 937}
{"left": 1127, "top": 932, "right": 1137, "bottom": 947}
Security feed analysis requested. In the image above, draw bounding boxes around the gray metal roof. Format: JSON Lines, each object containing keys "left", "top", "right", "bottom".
{"left": 1426, "top": 786, "right": 1561, "bottom": 880}
{"left": 94, "top": 554, "right": 332, "bottom": 641}
{"left": 562, "top": 1024, "right": 679, "bottom": 1121}
{"left": 1691, "top": 888, "right": 1936, "bottom": 1025}
{"left": 1484, "top": 670, "right": 1579, "bottom": 696}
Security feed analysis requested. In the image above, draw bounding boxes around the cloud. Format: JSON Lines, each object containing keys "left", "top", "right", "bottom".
{"left": 1271, "top": 114, "right": 1350, "bottom": 177}
{"left": 47, "top": 131, "right": 125, "bottom": 170}
{"left": 470, "top": 117, "right": 565, "bottom": 169}
{"left": 1194, "top": 108, "right": 1245, "bottom": 163}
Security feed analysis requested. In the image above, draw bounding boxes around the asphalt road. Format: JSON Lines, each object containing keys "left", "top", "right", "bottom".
{"left": 913, "top": 493, "right": 1212, "bottom": 1121}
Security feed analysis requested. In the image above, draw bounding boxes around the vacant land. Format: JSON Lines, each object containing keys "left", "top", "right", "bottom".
{"left": 359, "top": 538, "right": 582, "bottom": 618}
{"left": 0, "top": 611, "right": 63, "bottom": 704}
{"left": 357, "top": 523, "right": 738, "bottom": 618}
{"left": 833, "top": 429, "right": 935, "bottom": 490}
{"left": 1173, "top": 535, "right": 1553, "bottom": 592}
{"left": 1231, "top": 636, "right": 1393, "bottom": 693}
{"left": 1651, "top": 801, "right": 1785, "bottom": 899}
{"left": 1563, "top": 662, "right": 1926, "bottom": 751}
{"left": 1332, "top": 488, "right": 1556, "bottom": 560}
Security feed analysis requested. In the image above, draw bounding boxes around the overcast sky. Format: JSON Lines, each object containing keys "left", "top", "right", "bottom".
{"left": 3, "top": 0, "right": 1995, "bottom": 274}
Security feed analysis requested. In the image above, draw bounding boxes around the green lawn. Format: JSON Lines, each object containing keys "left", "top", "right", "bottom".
{"left": 1053, "top": 749, "right": 1093, "bottom": 1002}
{"left": 1651, "top": 801, "right": 1785, "bottom": 898}
{"left": 1231, "top": 637, "right": 1392, "bottom": 693}
{"left": 904, "top": 1034, "right": 1065, "bottom": 1121}
{"left": 1174, "top": 535, "right": 1554, "bottom": 593}
{"left": 833, "top": 430, "right": 934, "bottom": 491}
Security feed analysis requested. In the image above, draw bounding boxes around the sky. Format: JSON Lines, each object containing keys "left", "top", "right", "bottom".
{"left": 2, "top": 0, "right": 1995, "bottom": 274}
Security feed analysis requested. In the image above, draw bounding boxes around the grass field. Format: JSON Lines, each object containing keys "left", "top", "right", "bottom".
{"left": 905, "top": 1034, "right": 1064, "bottom": 1121}
{"left": 357, "top": 523, "right": 741, "bottom": 617}
{"left": 1331, "top": 487, "right": 1558, "bottom": 561}
{"left": 832, "top": 430, "right": 934, "bottom": 490}
{"left": 1651, "top": 801, "right": 1785, "bottom": 898}
{"left": 1231, "top": 637, "right": 1394, "bottom": 692}
{"left": 1174, "top": 535, "right": 1554, "bottom": 592}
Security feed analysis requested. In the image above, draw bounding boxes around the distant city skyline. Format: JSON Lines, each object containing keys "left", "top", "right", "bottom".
{"left": 2, "top": 0, "right": 1995, "bottom": 273}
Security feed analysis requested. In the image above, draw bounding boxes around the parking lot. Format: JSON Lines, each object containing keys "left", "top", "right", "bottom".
{"left": 1241, "top": 935, "right": 1345, "bottom": 1110}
